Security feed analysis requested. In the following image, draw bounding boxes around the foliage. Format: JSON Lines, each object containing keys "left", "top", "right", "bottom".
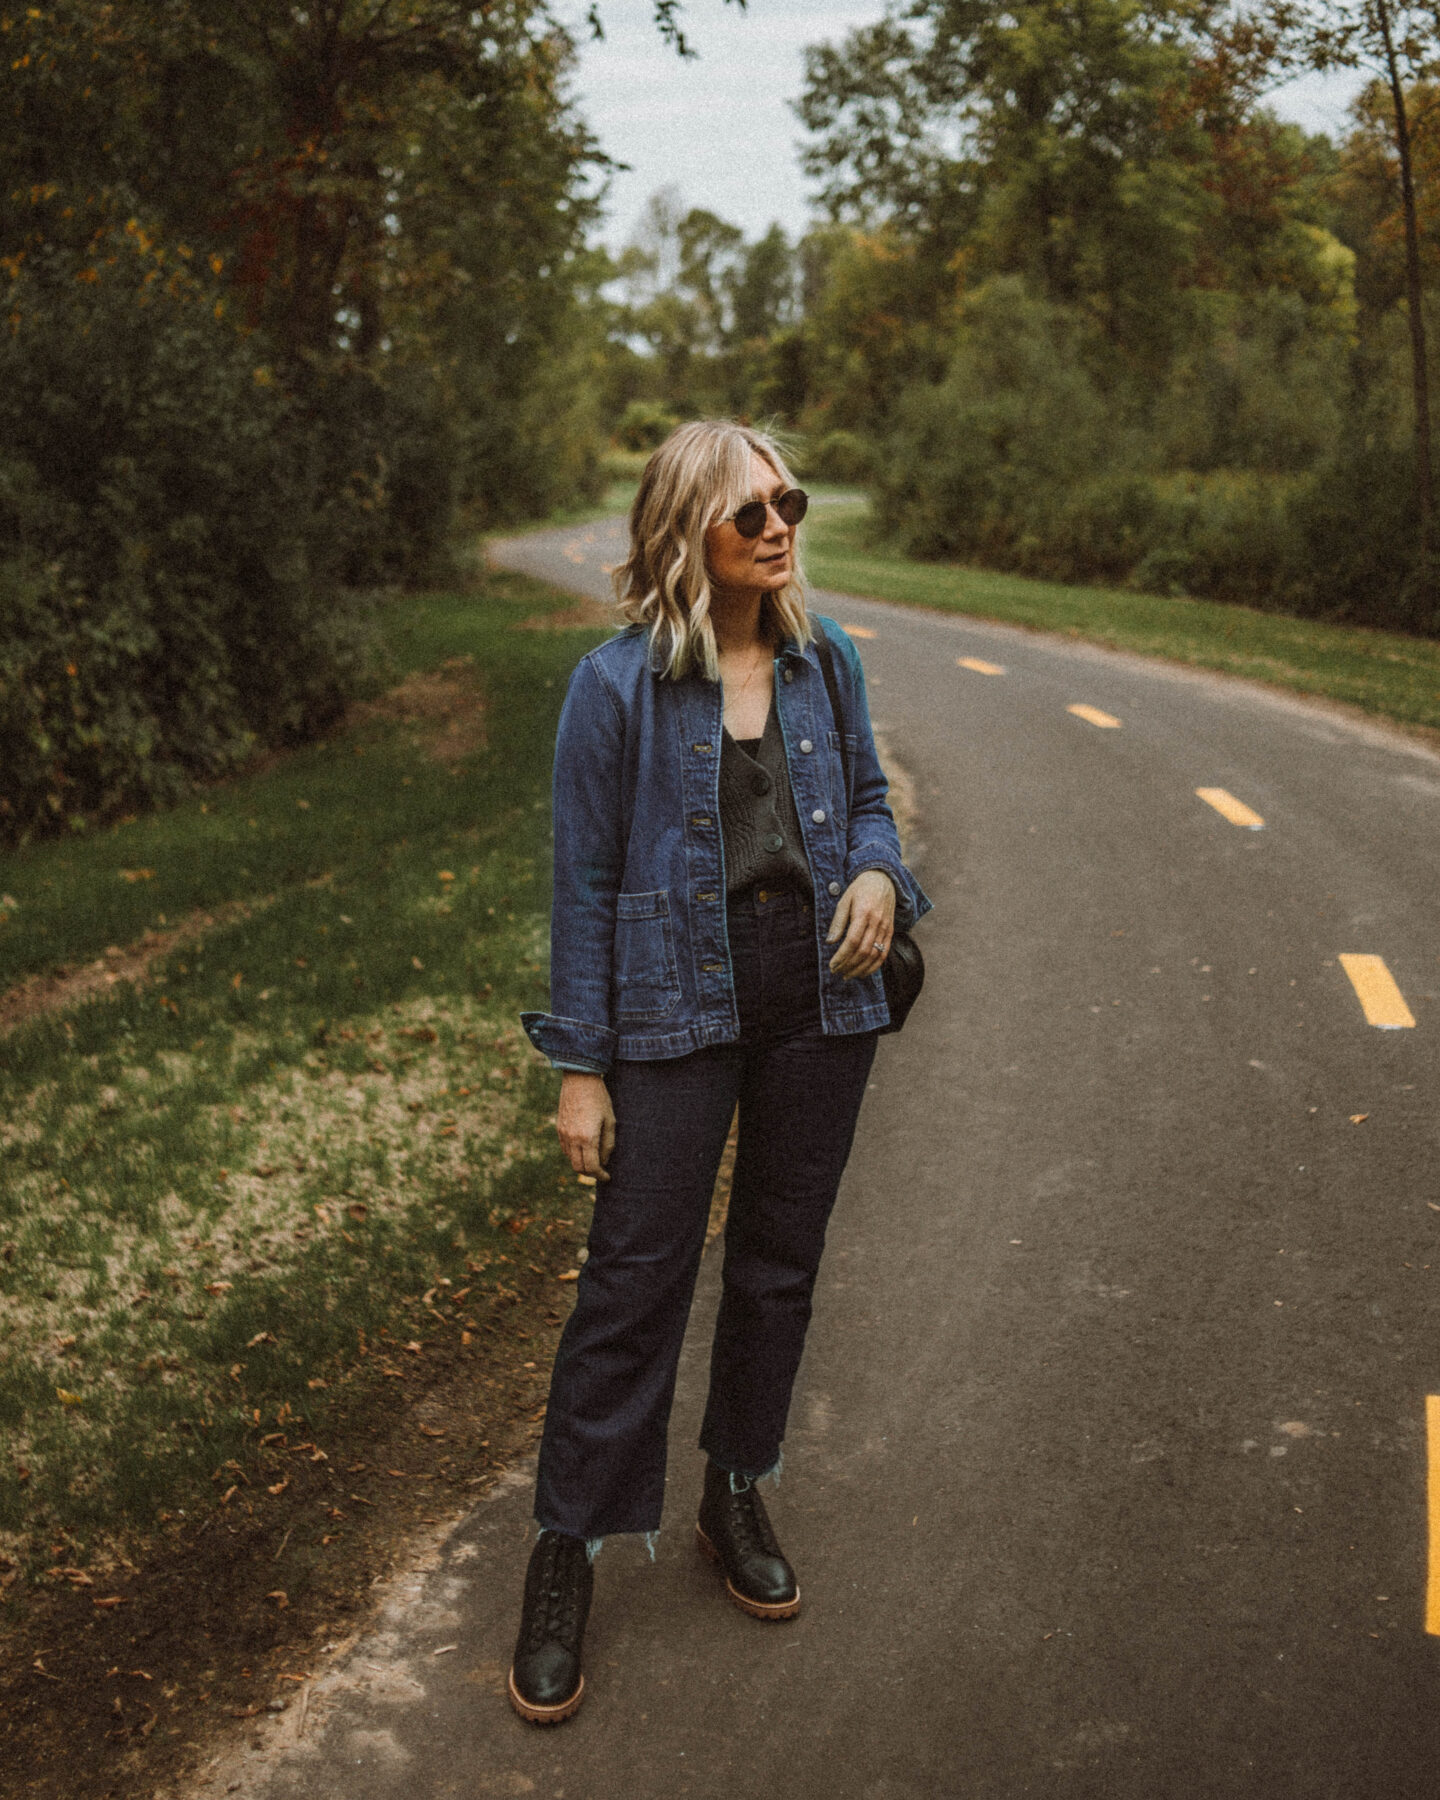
{"left": 615, "top": 399, "right": 684, "bottom": 450}
{"left": 582, "top": 0, "right": 1440, "bottom": 636}
{"left": 0, "top": 0, "right": 618, "bottom": 838}
{"left": 0, "top": 222, "right": 383, "bottom": 840}
{"left": 802, "top": 494, "right": 1440, "bottom": 731}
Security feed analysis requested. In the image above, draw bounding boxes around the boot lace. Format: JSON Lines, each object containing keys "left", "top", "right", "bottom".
{"left": 724, "top": 1479, "right": 782, "bottom": 1560}
{"left": 524, "top": 1531, "right": 587, "bottom": 1653}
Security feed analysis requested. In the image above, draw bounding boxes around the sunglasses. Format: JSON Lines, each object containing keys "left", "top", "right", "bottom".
{"left": 727, "top": 487, "right": 809, "bottom": 538}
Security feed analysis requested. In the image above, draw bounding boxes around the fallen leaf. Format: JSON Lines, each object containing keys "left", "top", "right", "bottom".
{"left": 247, "top": 1331, "right": 278, "bottom": 1348}
{"left": 346, "top": 1202, "right": 368, "bottom": 1221}
{"left": 1350, "top": 1113, "right": 1369, "bottom": 1125}
{"left": 557, "top": 1270, "right": 580, "bottom": 1282}
{"left": 411, "top": 956, "right": 424, "bottom": 970}
{"left": 93, "top": 1596, "right": 127, "bottom": 1609}
{"left": 417, "top": 1425, "right": 446, "bottom": 1439}
{"left": 55, "top": 1388, "right": 83, "bottom": 1407}
{"left": 437, "top": 870, "right": 455, "bottom": 882}
{"left": 119, "top": 868, "right": 155, "bottom": 883}
{"left": 266, "top": 1590, "right": 289, "bottom": 1608}
{"left": 404, "top": 1340, "right": 423, "bottom": 1355}
{"left": 205, "top": 1281, "right": 233, "bottom": 1295}
{"left": 267, "top": 1478, "right": 290, "bottom": 1497}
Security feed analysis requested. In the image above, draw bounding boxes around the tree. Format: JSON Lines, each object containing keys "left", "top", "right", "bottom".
{"left": 1262, "top": 0, "right": 1440, "bottom": 554}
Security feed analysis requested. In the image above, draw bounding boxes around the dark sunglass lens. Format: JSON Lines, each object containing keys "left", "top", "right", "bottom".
{"left": 732, "top": 500, "right": 767, "bottom": 538}
{"left": 776, "top": 488, "right": 809, "bottom": 526}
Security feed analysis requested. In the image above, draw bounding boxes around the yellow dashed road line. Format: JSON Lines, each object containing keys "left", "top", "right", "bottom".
{"left": 841, "top": 625, "right": 876, "bottom": 639}
{"left": 1067, "top": 704, "right": 1122, "bottom": 729}
{"left": 1196, "top": 787, "right": 1266, "bottom": 829}
{"left": 1339, "top": 954, "right": 1417, "bottom": 1029}
{"left": 957, "top": 656, "right": 1005, "bottom": 676}
{"left": 1427, "top": 1396, "right": 1440, "bottom": 1634}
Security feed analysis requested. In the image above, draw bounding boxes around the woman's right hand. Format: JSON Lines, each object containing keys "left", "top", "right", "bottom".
{"left": 557, "top": 1072, "right": 616, "bottom": 1181}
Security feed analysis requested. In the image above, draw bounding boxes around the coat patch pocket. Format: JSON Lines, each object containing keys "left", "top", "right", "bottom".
{"left": 613, "top": 890, "right": 681, "bottom": 1023}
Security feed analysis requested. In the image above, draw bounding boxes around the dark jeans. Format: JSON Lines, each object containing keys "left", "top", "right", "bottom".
{"left": 533, "top": 887, "right": 878, "bottom": 1540}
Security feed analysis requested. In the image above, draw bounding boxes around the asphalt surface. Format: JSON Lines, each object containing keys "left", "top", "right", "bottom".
{"left": 228, "top": 516, "right": 1440, "bottom": 1799}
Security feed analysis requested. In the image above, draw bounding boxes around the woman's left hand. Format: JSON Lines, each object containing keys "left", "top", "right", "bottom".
{"left": 826, "top": 869, "right": 897, "bottom": 980}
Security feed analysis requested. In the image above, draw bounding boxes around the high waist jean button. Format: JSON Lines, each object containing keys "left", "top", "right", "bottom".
{"left": 799, "top": 738, "right": 813, "bottom": 753}
{"left": 812, "top": 809, "right": 826, "bottom": 824}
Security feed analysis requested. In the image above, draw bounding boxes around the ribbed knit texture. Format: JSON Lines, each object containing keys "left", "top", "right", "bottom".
{"left": 719, "top": 705, "right": 811, "bottom": 897}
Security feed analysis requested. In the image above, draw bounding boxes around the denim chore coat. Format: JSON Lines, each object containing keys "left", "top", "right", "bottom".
{"left": 521, "top": 616, "right": 932, "bottom": 1074}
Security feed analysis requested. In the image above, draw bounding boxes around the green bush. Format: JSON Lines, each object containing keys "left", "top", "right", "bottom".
{"left": 876, "top": 277, "right": 1433, "bottom": 633}
{"left": 0, "top": 230, "right": 383, "bottom": 842}
{"left": 801, "top": 428, "right": 875, "bottom": 484}
{"left": 614, "top": 399, "right": 682, "bottom": 451}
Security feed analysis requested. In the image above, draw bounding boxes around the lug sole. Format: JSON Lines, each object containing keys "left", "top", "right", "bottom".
{"left": 694, "top": 1522, "right": 801, "bottom": 1620}
{"left": 507, "top": 1666, "right": 585, "bottom": 1725}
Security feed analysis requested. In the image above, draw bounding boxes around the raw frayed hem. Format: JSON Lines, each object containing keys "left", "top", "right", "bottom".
{"left": 718, "top": 1446, "right": 783, "bottom": 1494}
{"left": 532, "top": 1523, "right": 658, "bottom": 1563}
{"left": 532, "top": 1524, "right": 606, "bottom": 1564}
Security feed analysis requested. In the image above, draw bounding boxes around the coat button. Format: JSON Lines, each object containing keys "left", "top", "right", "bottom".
{"left": 783, "top": 668, "right": 794, "bottom": 683}
{"left": 751, "top": 772, "right": 770, "bottom": 795}
{"left": 764, "top": 832, "right": 784, "bottom": 853}
{"left": 812, "top": 809, "right": 826, "bottom": 824}
{"left": 799, "top": 738, "right": 813, "bottom": 753}
{"left": 828, "top": 881, "right": 842, "bottom": 897}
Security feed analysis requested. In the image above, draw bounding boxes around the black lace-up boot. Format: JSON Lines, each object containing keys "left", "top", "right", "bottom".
{"left": 508, "top": 1530, "right": 594, "bottom": 1723}
{"left": 695, "top": 1459, "right": 800, "bottom": 1620}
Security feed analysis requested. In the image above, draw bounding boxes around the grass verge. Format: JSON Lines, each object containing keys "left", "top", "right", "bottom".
{"left": 0, "top": 568, "right": 609, "bottom": 1582}
{"left": 803, "top": 501, "right": 1440, "bottom": 740}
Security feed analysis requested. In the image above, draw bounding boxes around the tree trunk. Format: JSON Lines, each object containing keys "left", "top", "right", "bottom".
{"left": 1376, "top": 0, "right": 1435, "bottom": 561}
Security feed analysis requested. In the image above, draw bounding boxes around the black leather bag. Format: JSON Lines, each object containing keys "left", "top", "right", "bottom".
{"left": 814, "top": 628, "right": 925, "bottom": 1035}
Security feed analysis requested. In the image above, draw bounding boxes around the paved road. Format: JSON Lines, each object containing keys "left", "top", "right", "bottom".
{"left": 233, "top": 518, "right": 1440, "bottom": 1798}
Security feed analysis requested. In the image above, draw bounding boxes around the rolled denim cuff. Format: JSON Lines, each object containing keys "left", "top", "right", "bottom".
{"left": 844, "top": 845, "right": 930, "bottom": 932}
{"left": 521, "top": 1011, "right": 617, "bottom": 1075}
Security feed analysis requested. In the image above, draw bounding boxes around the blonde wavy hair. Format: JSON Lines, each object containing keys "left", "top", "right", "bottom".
{"left": 613, "top": 420, "right": 812, "bottom": 680}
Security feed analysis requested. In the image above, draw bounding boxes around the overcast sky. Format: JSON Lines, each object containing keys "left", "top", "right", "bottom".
{"left": 567, "top": 1, "right": 1365, "bottom": 251}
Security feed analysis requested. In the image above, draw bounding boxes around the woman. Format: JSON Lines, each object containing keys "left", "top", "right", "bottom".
{"left": 513, "top": 420, "right": 930, "bottom": 1723}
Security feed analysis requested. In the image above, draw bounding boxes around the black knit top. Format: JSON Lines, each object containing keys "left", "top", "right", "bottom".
{"left": 718, "top": 704, "right": 811, "bottom": 897}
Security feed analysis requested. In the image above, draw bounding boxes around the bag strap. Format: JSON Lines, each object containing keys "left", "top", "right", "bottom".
{"left": 813, "top": 623, "right": 852, "bottom": 805}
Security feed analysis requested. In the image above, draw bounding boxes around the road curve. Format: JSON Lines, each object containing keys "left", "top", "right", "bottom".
{"left": 240, "top": 516, "right": 1440, "bottom": 1800}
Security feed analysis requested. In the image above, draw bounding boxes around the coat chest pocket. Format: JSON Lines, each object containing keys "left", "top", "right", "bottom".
{"left": 613, "top": 890, "right": 681, "bottom": 1022}
{"left": 825, "top": 729, "right": 859, "bottom": 812}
